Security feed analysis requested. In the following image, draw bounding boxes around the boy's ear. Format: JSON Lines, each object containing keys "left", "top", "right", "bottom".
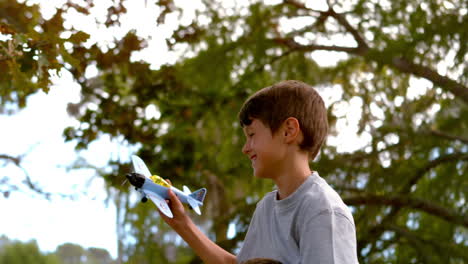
{"left": 282, "top": 117, "right": 301, "bottom": 144}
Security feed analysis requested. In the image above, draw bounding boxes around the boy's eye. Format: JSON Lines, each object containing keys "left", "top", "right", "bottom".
{"left": 248, "top": 133, "right": 255, "bottom": 137}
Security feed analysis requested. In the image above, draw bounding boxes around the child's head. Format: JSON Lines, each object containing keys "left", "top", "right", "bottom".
{"left": 238, "top": 80, "right": 328, "bottom": 160}
{"left": 241, "top": 258, "right": 283, "bottom": 264}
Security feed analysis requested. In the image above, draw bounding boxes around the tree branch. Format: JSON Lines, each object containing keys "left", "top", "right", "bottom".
{"left": 273, "top": 37, "right": 362, "bottom": 54}
{"left": 428, "top": 129, "right": 468, "bottom": 145}
{"left": 274, "top": 4, "right": 468, "bottom": 103}
{"left": 282, "top": 0, "right": 324, "bottom": 14}
{"left": 386, "top": 224, "right": 432, "bottom": 263}
{"left": 384, "top": 223, "right": 468, "bottom": 260}
{"left": 0, "top": 154, "right": 21, "bottom": 166}
{"left": 281, "top": 1, "right": 369, "bottom": 51}
{"left": 276, "top": 41, "right": 468, "bottom": 103}
{"left": 357, "top": 152, "right": 468, "bottom": 253}
{"left": 402, "top": 152, "right": 468, "bottom": 194}
{"left": 390, "top": 57, "right": 468, "bottom": 103}
{"left": 327, "top": 8, "right": 369, "bottom": 52}
{"left": 1, "top": 153, "right": 72, "bottom": 200}
{"left": 231, "top": 49, "right": 295, "bottom": 95}
{"left": 344, "top": 194, "right": 468, "bottom": 227}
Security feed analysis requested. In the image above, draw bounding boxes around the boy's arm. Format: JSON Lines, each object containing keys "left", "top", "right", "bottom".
{"left": 159, "top": 188, "right": 237, "bottom": 264}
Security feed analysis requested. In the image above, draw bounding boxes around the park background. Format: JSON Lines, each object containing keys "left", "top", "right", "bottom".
{"left": 0, "top": 0, "right": 467, "bottom": 263}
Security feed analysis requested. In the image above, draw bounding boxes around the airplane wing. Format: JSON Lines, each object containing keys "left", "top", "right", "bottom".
{"left": 147, "top": 192, "right": 173, "bottom": 218}
{"left": 131, "top": 155, "right": 152, "bottom": 178}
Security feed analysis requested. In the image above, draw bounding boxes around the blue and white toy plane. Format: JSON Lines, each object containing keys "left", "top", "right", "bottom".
{"left": 126, "top": 155, "right": 207, "bottom": 218}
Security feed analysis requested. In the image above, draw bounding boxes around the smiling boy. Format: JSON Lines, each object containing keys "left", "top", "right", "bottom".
{"left": 160, "top": 80, "right": 358, "bottom": 263}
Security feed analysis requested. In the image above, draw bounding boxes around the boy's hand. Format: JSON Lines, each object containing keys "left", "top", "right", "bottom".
{"left": 157, "top": 180, "right": 237, "bottom": 264}
{"left": 158, "top": 179, "right": 189, "bottom": 230}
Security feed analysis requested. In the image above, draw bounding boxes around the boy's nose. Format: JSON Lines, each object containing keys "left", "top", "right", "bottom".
{"left": 242, "top": 142, "right": 251, "bottom": 155}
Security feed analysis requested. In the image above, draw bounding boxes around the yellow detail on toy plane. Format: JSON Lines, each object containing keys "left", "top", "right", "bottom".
{"left": 150, "top": 175, "right": 171, "bottom": 188}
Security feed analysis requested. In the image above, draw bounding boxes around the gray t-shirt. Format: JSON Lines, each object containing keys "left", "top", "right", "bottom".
{"left": 237, "top": 172, "right": 359, "bottom": 264}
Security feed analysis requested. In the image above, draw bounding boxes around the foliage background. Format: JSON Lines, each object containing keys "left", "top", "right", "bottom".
{"left": 0, "top": 235, "right": 115, "bottom": 264}
{"left": 1, "top": 0, "right": 467, "bottom": 263}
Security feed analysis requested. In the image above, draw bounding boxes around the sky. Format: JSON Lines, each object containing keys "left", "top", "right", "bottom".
{"left": 0, "top": 71, "right": 122, "bottom": 257}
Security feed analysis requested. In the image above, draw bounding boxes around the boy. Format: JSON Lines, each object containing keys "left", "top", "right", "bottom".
{"left": 160, "top": 80, "right": 359, "bottom": 263}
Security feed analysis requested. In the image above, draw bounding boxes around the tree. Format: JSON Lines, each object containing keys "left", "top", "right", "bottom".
{"left": 0, "top": 236, "right": 59, "bottom": 264}
{"left": 86, "top": 247, "right": 115, "bottom": 264}
{"left": 0, "top": 0, "right": 91, "bottom": 198}
{"left": 55, "top": 243, "right": 116, "bottom": 264}
{"left": 1, "top": 0, "right": 466, "bottom": 263}
{"left": 0, "top": 236, "right": 117, "bottom": 264}
{"left": 55, "top": 243, "right": 85, "bottom": 264}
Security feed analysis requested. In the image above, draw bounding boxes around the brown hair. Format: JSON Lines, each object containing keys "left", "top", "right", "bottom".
{"left": 238, "top": 80, "right": 328, "bottom": 160}
{"left": 241, "top": 258, "right": 283, "bottom": 264}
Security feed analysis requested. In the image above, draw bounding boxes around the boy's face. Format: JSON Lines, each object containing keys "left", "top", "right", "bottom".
{"left": 242, "top": 119, "right": 286, "bottom": 179}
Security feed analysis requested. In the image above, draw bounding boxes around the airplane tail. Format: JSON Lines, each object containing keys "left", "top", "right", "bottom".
{"left": 189, "top": 188, "right": 207, "bottom": 204}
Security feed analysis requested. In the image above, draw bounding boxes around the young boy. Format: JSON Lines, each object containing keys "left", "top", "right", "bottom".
{"left": 160, "top": 80, "right": 359, "bottom": 263}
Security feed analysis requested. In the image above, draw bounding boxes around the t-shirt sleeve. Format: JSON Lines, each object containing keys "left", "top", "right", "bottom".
{"left": 300, "top": 210, "right": 358, "bottom": 264}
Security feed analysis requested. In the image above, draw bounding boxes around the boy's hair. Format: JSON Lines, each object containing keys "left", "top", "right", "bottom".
{"left": 238, "top": 80, "right": 328, "bottom": 160}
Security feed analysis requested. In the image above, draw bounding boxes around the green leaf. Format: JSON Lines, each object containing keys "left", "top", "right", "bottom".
{"left": 68, "top": 31, "right": 90, "bottom": 44}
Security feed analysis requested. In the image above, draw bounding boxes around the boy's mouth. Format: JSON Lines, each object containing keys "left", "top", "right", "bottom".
{"left": 250, "top": 155, "right": 257, "bottom": 160}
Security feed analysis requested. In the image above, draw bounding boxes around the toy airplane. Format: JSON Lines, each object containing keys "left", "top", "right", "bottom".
{"left": 126, "top": 155, "right": 207, "bottom": 218}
